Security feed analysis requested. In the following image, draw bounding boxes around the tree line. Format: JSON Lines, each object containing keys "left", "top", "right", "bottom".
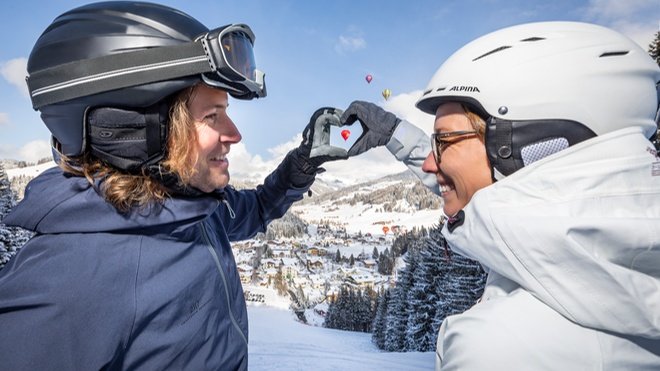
{"left": 323, "top": 224, "right": 487, "bottom": 352}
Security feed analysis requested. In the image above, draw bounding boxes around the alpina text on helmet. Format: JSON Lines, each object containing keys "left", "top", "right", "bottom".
{"left": 449, "top": 86, "right": 481, "bottom": 92}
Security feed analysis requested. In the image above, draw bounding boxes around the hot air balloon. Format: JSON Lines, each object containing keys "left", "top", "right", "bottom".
{"left": 365, "top": 74, "right": 373, "bottom": 84}
{"left": 382, "top": 226, "right": 389, "bottom": 234}
{"left": 382, "top": 88, "right": 391, "bottom": 100}
{"left": 341, "top": 129, "right": 351, "bottom": 141}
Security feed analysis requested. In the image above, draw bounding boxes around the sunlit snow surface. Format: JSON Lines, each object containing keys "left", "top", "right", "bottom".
{"left": 248, "top": 305, "right": 434, "bottom": 371}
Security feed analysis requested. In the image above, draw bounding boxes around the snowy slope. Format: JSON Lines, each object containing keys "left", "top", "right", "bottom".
{"left": 248, "top": 305, "right": 434, "bottom": 371}
{"left": 5, "top": 161, "right": 56, "bottom": 179}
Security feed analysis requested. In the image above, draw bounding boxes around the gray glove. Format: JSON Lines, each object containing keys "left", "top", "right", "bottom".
{"left": 302, "top": 107, "right": 349, "bottom": 165}
{"left": 340, "top": 100, "right": 401, "bottom": 156}
{"left": 281, "top": 107, "right": 349, "bottom": 187}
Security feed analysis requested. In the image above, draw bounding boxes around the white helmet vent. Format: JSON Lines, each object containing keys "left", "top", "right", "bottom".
{"left": 521, "top": 137, "right": 569, "bottom": 166}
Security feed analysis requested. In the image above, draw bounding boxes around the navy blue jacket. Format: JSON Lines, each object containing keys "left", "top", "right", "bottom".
{"left": 0, "top": 165, "right": 310, "bottom": 370}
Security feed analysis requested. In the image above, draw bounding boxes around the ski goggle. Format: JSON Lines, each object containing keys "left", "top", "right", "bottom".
{"left": 27, "top": 23, "right": 266, "bottom": 109}
{"left": 199, "top": 24, "right": 265, "bottom": 99}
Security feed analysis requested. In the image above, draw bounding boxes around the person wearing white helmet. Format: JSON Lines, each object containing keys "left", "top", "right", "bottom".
{"left": 0, "top": 2, "right": 348, "bottom": 370}
{"left": 341, "top": 21, "right": 660, "bottom": 369}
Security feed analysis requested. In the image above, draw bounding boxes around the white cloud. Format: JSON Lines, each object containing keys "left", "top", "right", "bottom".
{"left": 318, "top": 147, "right": 408, "bottom": 185}
{"left": 582, "top": 0, "right": 659, "bottom": 49}
{"left": 382, "top": 90, "right": 435, "bottom": 134}
{"left": 335, "top": 27, "right": 367, "bottom": 54}
{"left": 228, "top": 90, "right": 433, "bottom": 185}
{"left": 584, "top": 0, "right": 656, "bottom": 21}
{"left": 1, "top": 58, "right": 29, "bottom": 97}
{"left": 0, "top": 112, "right": 8, "bottom": 126}
{"left": 227, "top": 135, "right": 300, "bottom": 183}
{"left": 18, "top": 140, "right": 52, "bottom": 163}
{"left": 0, "top": 139, "right": 51, "bottom": 163}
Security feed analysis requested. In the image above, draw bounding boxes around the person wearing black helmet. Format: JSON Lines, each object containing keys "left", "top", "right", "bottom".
{"left": 0, "top": 2, "right": 346, "bottom": 370}
{"left": 340, "top": 22, "right": 660, "bottom": 369}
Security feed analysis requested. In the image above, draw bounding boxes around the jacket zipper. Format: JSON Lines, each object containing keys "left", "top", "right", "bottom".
{"left": 199, "top": 221, "right": 248, "bottom": 345}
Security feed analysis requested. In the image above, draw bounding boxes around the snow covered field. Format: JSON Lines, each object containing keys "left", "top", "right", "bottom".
{"left": 248, "top": 304, "right": 435, "bottom": 371}
{"left": 4, "top": 161, "right": 56, "bottom": 178}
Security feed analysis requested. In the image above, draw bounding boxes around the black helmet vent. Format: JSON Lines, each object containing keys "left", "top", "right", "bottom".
{"left": 520, "top": 37, "right": 546, "bottom": 42}
{"left": 599, "top": 51, "right": 629, "bottom": 58}
{"left": 473, "top": 46, "right": 511, "bottom": 62}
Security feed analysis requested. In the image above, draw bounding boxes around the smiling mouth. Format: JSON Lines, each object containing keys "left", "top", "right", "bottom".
{"left": 439, "top": 183, "right": 454, "bottom": 194}
{"left": 210, "top": 155, "right": 226, "bottom": 161}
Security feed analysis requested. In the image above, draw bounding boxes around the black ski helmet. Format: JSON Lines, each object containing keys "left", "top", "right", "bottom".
{"left": 27, "top": 1, "right": 266, "bottom": 171}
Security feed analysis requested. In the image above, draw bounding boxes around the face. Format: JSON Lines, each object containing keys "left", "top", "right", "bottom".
{"left": 421, "top": 102, "right": 492, "bottom": 216}
{"left": 187, "top": 84, "right": 242, "bottom": 192}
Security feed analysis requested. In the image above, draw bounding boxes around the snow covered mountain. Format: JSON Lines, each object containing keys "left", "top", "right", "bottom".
{"left": 213, "top": 167, "right": 444, "bottom": 238}
{"left": 291, "top": 170, "right": 443, "bottom": 236}
{"left": 3, "top": 160, "right": 443, "bottom": 238}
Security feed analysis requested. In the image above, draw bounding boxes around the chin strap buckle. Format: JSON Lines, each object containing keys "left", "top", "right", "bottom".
{"left": 447, "top": 210, "right": 465, "bottom": 233}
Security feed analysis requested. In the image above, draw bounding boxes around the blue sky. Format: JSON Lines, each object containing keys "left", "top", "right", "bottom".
{"left": 1, "top": 0, "right": 658, "bottom": 183}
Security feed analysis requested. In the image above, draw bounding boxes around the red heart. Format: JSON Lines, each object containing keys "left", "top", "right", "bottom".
{"left": 341, "top": 129, "right": 351, "bottom": 141}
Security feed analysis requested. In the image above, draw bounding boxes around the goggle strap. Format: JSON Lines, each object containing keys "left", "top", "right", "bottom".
{"left": 27, "top": 42, "right": 212, "bottom": 109}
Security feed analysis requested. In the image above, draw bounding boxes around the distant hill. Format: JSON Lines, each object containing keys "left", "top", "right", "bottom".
{"left": 298, "top": 170, "right": 441, "bottom": 211}
{"left": 2, "top": 161, "right": 443, "bottom": 238}
{"left": 4, "top": 160, "right": 57, "bottom": 200}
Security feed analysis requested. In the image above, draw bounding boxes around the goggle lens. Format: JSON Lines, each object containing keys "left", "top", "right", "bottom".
{"left": 222, "top": 31, "right": 257, "bottom": 82}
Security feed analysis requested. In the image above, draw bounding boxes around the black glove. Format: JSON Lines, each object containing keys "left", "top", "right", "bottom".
{"left": 340, "top": 100, "right": 401, "bottom": 156}
{"left": 280, "top": 107, "right": 349, "bottom": 187}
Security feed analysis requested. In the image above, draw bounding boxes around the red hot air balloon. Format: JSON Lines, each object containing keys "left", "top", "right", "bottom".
{"left": 365, "top": 74, "right": 373, "bottom": 84}
{"left": 341, "top": 129, "right": 351, "bottom": 141}
{"left": 382, "top": 226, "right": 389, "bottom": 234}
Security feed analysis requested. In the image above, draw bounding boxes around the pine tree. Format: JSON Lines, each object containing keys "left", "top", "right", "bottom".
{"left": 648, "top": 30, "right": 660, "bottom": 67}
{"left": 0, "top": 165, "right": 33, "bottom": 269}
{"left": 371, "top": 288, "right": 390, "bottom": 349}
{"left": 406, "top": 235, "right": 443, "bottom": 351}
{"left": 355, "top": 288, "right": 375, "bottom": 333}
{"left": 403, "top": 249, "right": 427, "bottom": 351}
{"left": 648, "top": 30, "right": 660, "bottom": 150}
{"left": 377, "top": 248, "right": 393, "bottom": 275}
{"left": 372, "top": 246, "right": 379, "bottom": 260}
{"left": 376, "top": 224, "right": 486, "bottom": 353}
{"left": 384, "top": 250, "right": 417, "bottom": 351}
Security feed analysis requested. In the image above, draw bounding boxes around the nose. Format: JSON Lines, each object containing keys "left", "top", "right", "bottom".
{"left": 221, "top": 116, "right": 242, "bottom": 144}
{"left": 422, "top": 151, "right": 438, "bottom": 174}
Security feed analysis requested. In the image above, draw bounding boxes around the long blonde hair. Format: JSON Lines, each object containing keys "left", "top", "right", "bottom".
{"left": 59, "top": 84, "right": 201, "bottom": 212}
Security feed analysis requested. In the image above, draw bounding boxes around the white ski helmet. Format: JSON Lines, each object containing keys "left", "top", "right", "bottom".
{"left": 416, "top": 21, "right": 660, "bottom": 179}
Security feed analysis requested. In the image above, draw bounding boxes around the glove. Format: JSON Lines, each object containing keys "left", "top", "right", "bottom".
{"left": 280, "top": 107, "right": 349, "bottom": 187}
{"left": 301, "top": 107, "right": 349, "bottom": 166}
{"left": 340, "top": 100, "right": 401, "bottom": 156}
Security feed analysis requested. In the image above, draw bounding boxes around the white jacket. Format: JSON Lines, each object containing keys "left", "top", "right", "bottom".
{"left": 435, "top": 127, "right": 660, "bottom": 370}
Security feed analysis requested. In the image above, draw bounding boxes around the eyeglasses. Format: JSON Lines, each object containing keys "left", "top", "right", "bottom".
{"left": 430, "top": 130, "right": 478, "bottom": 163}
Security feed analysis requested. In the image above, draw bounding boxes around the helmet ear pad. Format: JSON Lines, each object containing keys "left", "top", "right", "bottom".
{"left": 485, "top": 117, "right": 596, "bottom": 179}
{"left": 86, "top": 101, "right": 170, "bottom": 173}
